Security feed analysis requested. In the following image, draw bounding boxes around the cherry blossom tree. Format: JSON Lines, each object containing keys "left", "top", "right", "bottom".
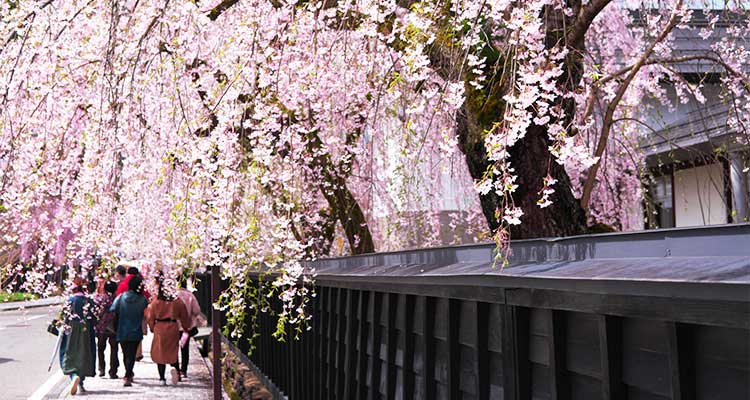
{"left": 0, "top": 0, "right": 747, "bottom": 335}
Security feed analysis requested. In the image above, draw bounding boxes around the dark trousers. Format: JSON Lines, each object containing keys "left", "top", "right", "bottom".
{"left": 97, "top": 333, "right": 119, "bottom": 376}
{"left": 157, "top": 363, "right": 180, "bottom": 380}
{"left": 179, "top": 331, "right": 189, "bottom": 374}
{"left": 119, "top": 340, "right": 140, "bottom": 379}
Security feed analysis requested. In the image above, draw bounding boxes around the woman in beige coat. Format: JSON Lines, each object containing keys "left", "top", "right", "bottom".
{"left": 145, "top": 276, "right": 191, "bottom": 385}
{"left": 176, "top": 278, "right": 204, "bottom": 378}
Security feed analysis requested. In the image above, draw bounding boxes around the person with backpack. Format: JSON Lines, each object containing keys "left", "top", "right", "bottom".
{"left": 109, "top": 274, "right": 148, "bottom": 387}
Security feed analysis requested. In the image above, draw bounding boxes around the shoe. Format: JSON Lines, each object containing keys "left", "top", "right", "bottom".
{"left": 135, "top": 355, "right": 143, "bottom": 362}
{"left": 69, "top": 376, "right": 80, "bottom": 395}
{"left": 79, "top": 382, "right": 86, "bottom": 393}
{"left": 180, "top": 371, "right": 187, "bottom": 379}
{"left": 123, "top": 377, "right": 132, "bottom": 387}
{"left": 98, "top": 370, "right": 105, "bottom": 377}
{"left": 170, "top": 368, "right": 179, "bottom": 385}
{"left": 109, "top": 374, "right": 118, "bottom": 379}
{"left": 160, "top": 379, "right": 167, "bottom": 386}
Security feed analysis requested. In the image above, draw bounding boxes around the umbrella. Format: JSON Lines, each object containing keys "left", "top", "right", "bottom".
{"left": 48, "top": 333, "right": 62, "bottom": 372}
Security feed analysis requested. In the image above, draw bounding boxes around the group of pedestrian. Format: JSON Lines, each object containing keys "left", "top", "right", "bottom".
{"left": 56, "top": 262, "right": 204, "bottom": 395}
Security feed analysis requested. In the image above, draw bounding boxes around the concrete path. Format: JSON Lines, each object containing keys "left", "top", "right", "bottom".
{"left": 0, "top": 307, "right": 62, "bottom": 400}
{"left": 48, "top": 335, "right": 213, "bottom": 399}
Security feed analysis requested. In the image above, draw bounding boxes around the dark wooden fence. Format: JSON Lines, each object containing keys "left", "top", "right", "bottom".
{"left": 199, "top": 224, "right": 750, "bottom": 400}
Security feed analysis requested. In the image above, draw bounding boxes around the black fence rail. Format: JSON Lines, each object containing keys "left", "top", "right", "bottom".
{"left": 199, "top": 224, "right": 750, "bottom": 400}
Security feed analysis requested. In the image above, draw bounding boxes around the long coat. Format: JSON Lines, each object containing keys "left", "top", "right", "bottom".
{"left": 176, "top": 288, "right": 203, "bottom": 332}
{"left": 145, "top": 297, "right": 190, "bottom": 364}
{"left": 60, "top": 294, "right": 96, "bottom": 377}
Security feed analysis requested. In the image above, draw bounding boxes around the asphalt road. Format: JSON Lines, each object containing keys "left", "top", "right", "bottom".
{"left": 0, "top": 306, "right": 62, "bottom": 399}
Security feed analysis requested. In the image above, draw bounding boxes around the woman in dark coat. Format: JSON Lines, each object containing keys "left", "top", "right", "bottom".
{"left": 59, "top": 277, "right": 97, "bottom": 396}
{"left": 145, "top": 274, "right": 191, "bottom": 385}
{"left": 109, "top": 274, "right": 148, "bottom": 387}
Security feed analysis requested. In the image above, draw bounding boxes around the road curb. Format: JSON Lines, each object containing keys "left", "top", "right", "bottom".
{"left": 43, "top": 374, "right": 71, "bottom": 399}
{"left": 0, "top": 298, "right": 63, "bottom": 312}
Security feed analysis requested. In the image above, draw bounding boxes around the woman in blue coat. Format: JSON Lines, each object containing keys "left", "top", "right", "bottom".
{"left": 59, "top": 277, "right": 97, "bottom": 396}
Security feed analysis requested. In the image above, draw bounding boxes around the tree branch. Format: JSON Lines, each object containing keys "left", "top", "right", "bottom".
{"left": 599, "top": 54, "right": 750, "bottom": 90}
{"left": 580, "top": 2, "right": 684, "bottom": 211}
{"left": 208, "top": 0, "right": 240, "bottom": 21}
{"left": 566, "top": 0, "right": 614, "bottom": 47}
{"left": 0, "top": 0, "right": 54, "bottom": 57}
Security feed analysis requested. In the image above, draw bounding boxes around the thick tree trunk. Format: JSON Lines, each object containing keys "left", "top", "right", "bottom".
{"left": 457, "top": 106, "right": 587, "bottom": 239}
{"left": 456, "top": 2, "right": 591, "bottom": 239}
{"left": 506, "top": 126, "right": 588, "bottom": 238}
{"left": 305, "top": 131, "right": 375, "bottom": 254}
{"left": 318, "top": 173, "right": 375, "bottom": 254}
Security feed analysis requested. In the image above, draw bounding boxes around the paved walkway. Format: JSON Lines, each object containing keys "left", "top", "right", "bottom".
{"left": 52, "top": 335, "right": 213, "bottom": 399}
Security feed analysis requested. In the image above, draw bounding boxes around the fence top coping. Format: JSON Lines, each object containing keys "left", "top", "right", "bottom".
{"left": 307, "top": 224, "right": 750, "bottom": 289}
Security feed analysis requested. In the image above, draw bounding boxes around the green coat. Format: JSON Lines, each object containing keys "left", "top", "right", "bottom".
{"left": 59, "top": 295, "right": 96, "bottom": 377}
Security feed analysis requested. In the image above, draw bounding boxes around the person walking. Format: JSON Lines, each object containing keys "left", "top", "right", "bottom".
{"left": 145, "top": 275, "right": 191, "bottom": 385}
{"left": 115, "top": 266, "right": 148, "bottom": 297}
{"left": 109, "top": 274, "right": 148, "bottom": 387}
{"left": 59, "top": 277, "right": 97, "bottom": 396}
{"left": 93, "top": 277, "right": 119, "bottom": 378}
{"left": 115, "top": 265, "right": 150, "bottom": 361}
{"left": 113, "top": 264, "right": 127, "bottom": 285}
{"left": 176, "top": 277, "right": 204, "bottom": 378}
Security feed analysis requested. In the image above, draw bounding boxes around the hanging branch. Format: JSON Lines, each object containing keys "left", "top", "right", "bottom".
{"left": 580, "top": 1, "right": 685, "bottom": 212}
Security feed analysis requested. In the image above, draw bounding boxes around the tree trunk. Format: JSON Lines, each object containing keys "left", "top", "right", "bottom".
{"left": 456, "top": 2, "right": 590, "bottom": 239}
{"left": 507, "top": 125, "right": 587, "bottom": 238}
{"left": 457, "top": 106, "right": 587, "bottom": 239}
{"left": 305, "top": 130, "right": 375, "bottom": 254}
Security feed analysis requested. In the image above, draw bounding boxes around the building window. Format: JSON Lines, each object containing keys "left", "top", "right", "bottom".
{"left": 647, "top": 174, "right": 675, "bottom": 229}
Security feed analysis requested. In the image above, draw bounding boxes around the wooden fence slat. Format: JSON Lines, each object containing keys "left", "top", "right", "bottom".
{"left": 325, "top": 287, "right": 338, "bottom": 399}
{"left": 447, "top": 299, "right": 461, "bottom": 400}
{"left": 356, "top": 291, "right": 370, "bottom": 400}
{"left": 503, "top": 303, "right": 530, "bottom": 400}
{"left": 289, "top": 327, "right": 297, "bottom": 399}
{"left": 403, "top": 294, "right": 416, "bottom": 400}
{"left": 385, "top": 293, "right": 399, "bottom": 400}
{"left": 313, "top": 287, "right": 324, "bottom": 400}
{"left": 369, "top": 291, "right": 384, "bottom": 400}
{"left": 335, "top": 289, "right": 349, "bottom": 399}
{"left": 477, "top": 301, "right": 490, "bottom": 400}
{"left": 423, "top": 296, "right": 436, "bottom": 400}
{"left": 550, "top": 310, "right": 569, "bottom": 400}
{"left": 598, "top": 315, "right": 624, "bottom": 400}
{"left": 667, "top": 322, "right": 696, "bottom": 400}
{"left": 343, "top": 290, "right": 360, "bottom": 399}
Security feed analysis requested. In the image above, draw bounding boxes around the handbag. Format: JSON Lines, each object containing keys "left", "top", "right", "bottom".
{"left": 104, "top": 314, "right": 117, "bottom": 335}
{"left": 47, "top": 319, "right": 60, "bottom": 336}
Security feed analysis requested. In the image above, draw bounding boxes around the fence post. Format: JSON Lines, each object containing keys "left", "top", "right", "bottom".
{"left": 211, "top": 266, "right": 222, "bottom": 400}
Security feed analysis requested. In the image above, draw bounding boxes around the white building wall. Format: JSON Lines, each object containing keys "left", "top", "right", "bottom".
{"left": 673, "top": 163, "right": 727, "bottom": 227}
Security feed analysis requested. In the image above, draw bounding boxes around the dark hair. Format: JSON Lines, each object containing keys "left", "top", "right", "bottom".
{"left": 115, "top": 265, "right": 127, "bottom": 277}
{"left": 104, "top": 281, "right": 118, "bottom": 295}
{"left": 71, "top": 277, "right": 87, "bottom": 293}
{"left": 127, "top": 266, "right": 139, "bottom": 275}
{"left": 128, "top": 275, "right": 143, "bottom": 294}
{"left": 154, "top": 272, "right": 174, "bottom": 301}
